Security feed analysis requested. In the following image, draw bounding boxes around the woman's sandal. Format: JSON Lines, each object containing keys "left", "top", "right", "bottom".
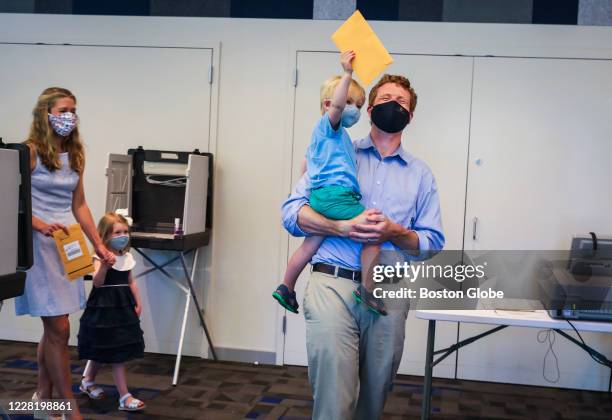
{"left": 32, "top": 392, "right": 65, "bottom": 419}
{"left": 118, "top": 393, "right": 146, "bottom": 412}
{"left": 32, "top": 391, "right": 46, "bottom": 420}
{"left": 79, "top": 379, "right": 105, "bottom": 400}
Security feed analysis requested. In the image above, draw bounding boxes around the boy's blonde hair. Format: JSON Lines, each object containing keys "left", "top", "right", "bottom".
{"left": 320, "top": 76, "right": 366, "bottom": 114}
{"left": 97, "top": 212, "right": 131, "bottom": 254}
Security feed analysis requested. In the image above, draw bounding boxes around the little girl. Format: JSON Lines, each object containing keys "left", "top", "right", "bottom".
{"left": 77, "top": 212, "right": 146, "bottom": 412}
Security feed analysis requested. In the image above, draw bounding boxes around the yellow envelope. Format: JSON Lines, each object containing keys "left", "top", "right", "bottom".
{"left": 53, "top": 224, "right": 94, "bottom": 281}
{"left": 331, "top": 10, "right": 394, "bottom": 86}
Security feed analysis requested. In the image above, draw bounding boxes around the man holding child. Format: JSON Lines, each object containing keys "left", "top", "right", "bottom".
{"left": 282, "top": 67, "right": 444, "bottom": 419}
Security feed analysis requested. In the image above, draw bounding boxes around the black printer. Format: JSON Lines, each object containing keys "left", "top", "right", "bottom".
{"left": 540, "top": 234, "right": 612, "bottom": 321}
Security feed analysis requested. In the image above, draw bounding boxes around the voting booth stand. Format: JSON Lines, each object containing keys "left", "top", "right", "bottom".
{"left": 104, "top": 146, "right": 215, "bottom": 385}
{"left": 0, "top": 139, "right": 32, "bottom": 311}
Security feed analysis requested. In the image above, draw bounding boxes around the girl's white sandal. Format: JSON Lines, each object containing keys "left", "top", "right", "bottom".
{"left": 118, "top": 393, "right": 145, "bottom": 411}
{"left": 79, "top": 379, "right": 105, "bottom": 400}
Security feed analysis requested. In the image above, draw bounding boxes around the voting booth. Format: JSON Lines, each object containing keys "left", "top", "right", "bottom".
{"left": 105, "top": 147, "right": 215, "bottom": 385}
{"left": 106, "top": 147, "right": 213, "bottom": 249}
{"left": 0, "top": 139, "right": 32, "bottom": 306}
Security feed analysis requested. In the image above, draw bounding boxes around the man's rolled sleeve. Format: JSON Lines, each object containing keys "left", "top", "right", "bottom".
{"left": 281, "top": 173, "right": 312, "bottom": 237}
{"left": 414, "top": 173, "right": 445, "bottom": 252}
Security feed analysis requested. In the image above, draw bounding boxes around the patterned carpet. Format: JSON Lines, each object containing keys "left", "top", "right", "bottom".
{"left": 1, "top": 340, "right": 611, "bottom": 419}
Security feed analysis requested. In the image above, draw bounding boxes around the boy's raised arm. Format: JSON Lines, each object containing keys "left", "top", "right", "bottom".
{"left": 328, "top": 50, "right": 355, "bottom": 128}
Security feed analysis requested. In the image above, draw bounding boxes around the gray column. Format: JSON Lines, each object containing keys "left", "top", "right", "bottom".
{"left": 578, "top": 0, "right": 612, "bottom": 26}
{"left": 314, "top": 0, "right": 356, "bottom": 20}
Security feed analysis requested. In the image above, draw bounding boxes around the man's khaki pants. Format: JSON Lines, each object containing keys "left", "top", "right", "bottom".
{"left": 303, "top": 270, "right": 410, "bottom": 420}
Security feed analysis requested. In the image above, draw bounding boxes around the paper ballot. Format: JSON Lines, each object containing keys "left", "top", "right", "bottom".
{"left": 53, "top": 224, "right": 94, "bottom": 281}
{"left": 331, "top": 10, "right": 394, "bottom": 86}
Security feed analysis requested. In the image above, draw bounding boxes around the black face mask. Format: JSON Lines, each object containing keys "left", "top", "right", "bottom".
{"left": 371, "top": 100, "right": 411, "bottom": 133}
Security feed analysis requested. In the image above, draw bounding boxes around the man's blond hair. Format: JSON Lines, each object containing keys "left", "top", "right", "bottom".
{"left": 319, "top": 76, "right": 366, "bottom": 114}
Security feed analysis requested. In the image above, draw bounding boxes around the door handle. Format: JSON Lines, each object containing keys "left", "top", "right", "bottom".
{"left": 472, "top": 217, "right": 478, "bottom": 241}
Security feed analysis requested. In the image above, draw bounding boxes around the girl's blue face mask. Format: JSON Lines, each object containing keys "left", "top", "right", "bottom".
{"left": 109, "top": 235, "right": 129, "bottom": 251}
{"left": 341, "top": 105, "right": 361, "bottom": 128}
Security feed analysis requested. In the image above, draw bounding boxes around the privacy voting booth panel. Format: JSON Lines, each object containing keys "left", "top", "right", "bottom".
{"left": 106, "top": 148, "right": 213, "bottom": 248}
{"left": 0, "top": 143, "right": 32, "bottom": 301}
{"left": 106, "top": 147, "right": 216, "bottom": 381}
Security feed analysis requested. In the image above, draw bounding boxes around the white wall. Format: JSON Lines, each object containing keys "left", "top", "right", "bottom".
{"left": 1, "top": 13, "right": 612, "bottom": 369}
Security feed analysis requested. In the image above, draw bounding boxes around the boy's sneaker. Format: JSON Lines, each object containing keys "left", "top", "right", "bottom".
{"left": 273, "top": 284, "right": 299, "bottom": 314}
{"left": 353, "top": 284, "right": 388, "bottom": 316}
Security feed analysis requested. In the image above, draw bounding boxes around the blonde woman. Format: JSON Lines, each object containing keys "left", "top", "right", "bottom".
{"left": 15, "top": 87, "right": 115, "bottom": 420}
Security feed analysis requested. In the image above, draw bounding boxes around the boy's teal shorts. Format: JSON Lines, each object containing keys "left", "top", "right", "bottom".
{"left": 310, "top": 185, "right": 365, "bottom": 220}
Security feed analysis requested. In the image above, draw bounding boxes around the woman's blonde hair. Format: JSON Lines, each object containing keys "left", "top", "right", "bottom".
{"left": 97, "top": 212, "right": 131, "bottom": 253}
{"left": 25, "top": 87, "right": 85, "bottom": 173}
{"left": 320, "top": 76, "right": 366, "bottom": 114}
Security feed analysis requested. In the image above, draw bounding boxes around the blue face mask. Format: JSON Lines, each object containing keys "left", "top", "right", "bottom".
{"left": 341, "top": 105, "right": 361, "bottom": 128}
{"left": 109, "top": 235, "right": 129, "bottom": 251}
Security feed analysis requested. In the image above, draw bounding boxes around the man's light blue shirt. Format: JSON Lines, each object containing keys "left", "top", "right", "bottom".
{"left": 282, "top": 136, "right": 445, "bottom": 270}
{"left": 306, "top": 114, "right": 360, "bottom": 192}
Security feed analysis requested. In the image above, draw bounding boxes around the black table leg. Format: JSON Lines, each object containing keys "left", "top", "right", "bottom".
{"left": 422, "top": 319, "right": 436, "bottom": 420}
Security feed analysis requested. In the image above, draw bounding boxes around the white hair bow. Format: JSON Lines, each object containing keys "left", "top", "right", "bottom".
{"left": 115, "top": 208, "right": 133, "bottom": 226}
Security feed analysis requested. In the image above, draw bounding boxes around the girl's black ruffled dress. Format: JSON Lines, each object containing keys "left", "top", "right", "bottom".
{"left": 78, "top": 267, "right": 144, "bottom": 363}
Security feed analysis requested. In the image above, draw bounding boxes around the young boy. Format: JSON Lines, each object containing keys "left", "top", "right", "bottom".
{"left": 273, "top": 51, "right": 386, "bottom": 316}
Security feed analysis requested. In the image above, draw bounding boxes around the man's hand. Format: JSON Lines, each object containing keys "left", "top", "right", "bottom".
{"left": 336, "top": 209, "right": 383, "bottom": 238}
{"left": 353, "top": 208, "right": 381, "bottom": 226}
{"left": 340, "top": 50, "right": 355, "bottom": 74}
{"left": 349, "top": 210, "right": 399, "bottom": 244}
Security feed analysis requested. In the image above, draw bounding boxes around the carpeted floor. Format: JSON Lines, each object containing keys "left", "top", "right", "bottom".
{"left": 1, "top": 340, "right": 611, "bottom": 419}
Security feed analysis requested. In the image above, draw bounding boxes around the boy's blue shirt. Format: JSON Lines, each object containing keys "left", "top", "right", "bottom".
{"left": 306, "top": 114, "right": 360, "bottom": 192}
